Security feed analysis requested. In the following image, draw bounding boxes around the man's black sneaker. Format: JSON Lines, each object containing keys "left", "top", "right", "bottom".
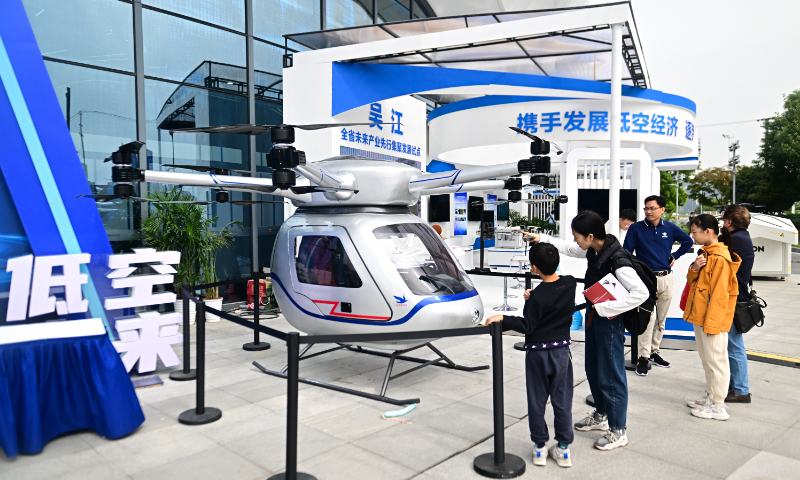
{"left": 649, "top": 353, "right": 670, "bottom": 368}
{"left": 635, "top": 357, "right": 649, "bottom": 376}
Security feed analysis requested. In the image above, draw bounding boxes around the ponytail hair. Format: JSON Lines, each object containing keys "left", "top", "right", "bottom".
{"left": 571, "top": 210, "right": 607, "bottom": 240}
{"left": 689, "top": 214, "right": 731, "bottom": 247}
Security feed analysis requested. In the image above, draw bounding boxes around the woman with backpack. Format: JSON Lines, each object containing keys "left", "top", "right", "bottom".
{"left": 683, "top": 214, "right": 741, "bottom": 421}
{"left": 526, "top": 210, "right": 648, "bottom": 451}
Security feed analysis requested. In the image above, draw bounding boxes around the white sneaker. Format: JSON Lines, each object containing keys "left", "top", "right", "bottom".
{"left": 687, "top": 391, "right": 709, "bottom": 408}
{"left": 574, "top": 410, "right": 609, "bottom": 431}
{"left": 532, "top": 444, "right": 548, "bottom": 466}
{"left": 691, "top": 399, "right": 729, "bottom": 421}
{"left": 594, "top": 429, "right": 628, "bottom": 451}
{"left": 548, "top": 444, "right": 572, "bottom": 468}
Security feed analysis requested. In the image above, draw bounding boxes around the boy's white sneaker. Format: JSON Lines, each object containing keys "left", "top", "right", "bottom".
{"left": 548, "top": 444, "right": 572, "bottom": 468}
{"left": 532, "top": 444, "right": 548, "bottom": 466}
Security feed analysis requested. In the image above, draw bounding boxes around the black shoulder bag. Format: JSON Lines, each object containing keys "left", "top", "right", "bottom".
{"left": 733, "top": 280, "right": 766, "bottom": 334}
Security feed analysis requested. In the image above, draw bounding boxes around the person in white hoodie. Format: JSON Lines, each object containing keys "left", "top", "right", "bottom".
{"left": 525, "top": 210, "right": 648, "bottom": 451}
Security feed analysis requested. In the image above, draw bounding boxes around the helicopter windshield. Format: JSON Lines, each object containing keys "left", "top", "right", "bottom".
{"left": 373, "top": 223, "right": 475, "bottom": 296}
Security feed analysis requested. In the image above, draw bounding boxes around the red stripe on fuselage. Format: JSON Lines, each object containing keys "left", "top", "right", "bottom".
{"left": 312, "top": 300, "right": 391, "bottom": 320}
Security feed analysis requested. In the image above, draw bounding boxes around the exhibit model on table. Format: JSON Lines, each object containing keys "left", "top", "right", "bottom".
{"left": 82, "top": 122, "right": 566, "bottom": 403}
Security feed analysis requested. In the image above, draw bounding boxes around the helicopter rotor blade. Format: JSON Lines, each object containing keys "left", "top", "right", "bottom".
{"left": 292, "top": 122, "right": 399, "bottom": 131}
{"left": 170, "top": 122, "right": 401, "bottom": 136}
{"left": 163, "top": 164, "right": 266, "bottom": 176}
{"left": 229, "top": 200, "right": 286, "bottom": 205}
{"left": 509, "top": 126, "right": 543, "bottom": 142}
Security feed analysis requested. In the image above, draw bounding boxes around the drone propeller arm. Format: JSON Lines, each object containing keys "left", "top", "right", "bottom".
{"left": 294, "top": 164, "right": 341, "bottom": 189}
{"left": 417, "top": 180, "right": 506, "bottom": 196}
{"left": 143, "top": 170, "right": 312, "bottom": 202}
{"left": 409, "top": 162, "right": 524, "bottom": 193}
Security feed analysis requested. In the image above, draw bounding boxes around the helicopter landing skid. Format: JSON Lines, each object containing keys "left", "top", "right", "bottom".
{"left": 254, "top": 342, "right": 488, "bottom": 406}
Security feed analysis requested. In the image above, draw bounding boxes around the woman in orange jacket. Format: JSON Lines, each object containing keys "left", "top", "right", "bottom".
{"left": 683, "top": 214, "right": 741, "bottom": 421}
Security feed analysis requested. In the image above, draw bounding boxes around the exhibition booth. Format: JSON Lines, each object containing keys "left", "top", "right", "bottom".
{"left": 4, "top": 0, "right": 797, "bottom": 469}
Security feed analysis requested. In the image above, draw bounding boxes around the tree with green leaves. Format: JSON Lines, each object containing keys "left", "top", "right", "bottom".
{"left": 730, "top": 165, "right": 765, "bottom": 205}
{"left": 686, "top": 167, "right": 732, "bottom": 209}
{"left": 750, "top": 89, "right": 800, "bottom": 212}
{"left": 660, "top": 170, "right": 689, "bottom": 218}
{"left": 137, "top": 187, "right": 243, "bottom": 299}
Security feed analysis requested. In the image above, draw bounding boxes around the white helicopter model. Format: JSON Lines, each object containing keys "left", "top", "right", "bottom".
{"left": 85, "top": 123, "right": 564, "bottom": 401}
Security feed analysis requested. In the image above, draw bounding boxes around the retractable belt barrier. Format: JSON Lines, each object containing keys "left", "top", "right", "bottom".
{"left": 171, "top": 273, "right": 530, "bottom": 479}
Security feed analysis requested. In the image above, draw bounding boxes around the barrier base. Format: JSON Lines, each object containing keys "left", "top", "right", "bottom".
{"left": 586, "top": 394, "right": 595, "bottom": 407}
{"left": 178, "top": 407, "right": 222, "bottom": 425}
{"left": 473, "top": 453, "right": 526, "bottom": 479}
{"left": 168, "top": 369, "right": 196, "bottom": 381}
{"left": 243, "top": 341, "right": 271, "bottom": 352}
{"left": 267, "top": 473, "right": 317, "bottom": 480}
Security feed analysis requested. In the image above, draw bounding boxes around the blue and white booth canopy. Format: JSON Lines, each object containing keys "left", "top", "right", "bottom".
{"left": 284, "top": 2, "right": 698, "bottom": 170}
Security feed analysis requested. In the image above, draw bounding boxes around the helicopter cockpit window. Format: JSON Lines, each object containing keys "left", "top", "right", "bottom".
{"left": 373, "top": 223, "right": 475, "bottom": 296}
{"left": 294, "top": 235, "right": 362, "bottom": 288}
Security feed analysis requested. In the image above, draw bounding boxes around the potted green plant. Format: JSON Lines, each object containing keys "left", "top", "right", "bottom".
{"left": 137, "top": 186, "right": 243, "bottom": 324}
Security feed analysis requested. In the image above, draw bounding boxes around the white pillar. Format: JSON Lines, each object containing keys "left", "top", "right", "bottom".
{"left": 651, "top": 165, "right": 661, "bottom": 197}
{"left": 608, "top": 23, "right": 623, "bottom": 225}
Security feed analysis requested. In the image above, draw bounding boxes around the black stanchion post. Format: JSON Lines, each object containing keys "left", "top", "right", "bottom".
{"left": 268, "top": 332, "right": 316, "bottom": 480}
{"left": 170, "top": 289, "right": 196, "bottom": 381}
{"left": 179, "top": 300, "right": 222, "bottom": 425}
{"left": 514, "top": 271, "right": 533, "bottom": 351}
{"left": 474, "top": 322, "right": 525, "bottom": 478}
{"left": 244, "top": 271, "right": 271, "bottom": 352}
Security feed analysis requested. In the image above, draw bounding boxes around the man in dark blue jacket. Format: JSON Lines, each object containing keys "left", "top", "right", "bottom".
{"left": 623, "top": 195, "right": 693, "bottom": 375}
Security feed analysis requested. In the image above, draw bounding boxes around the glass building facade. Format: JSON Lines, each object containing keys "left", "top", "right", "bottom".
{"left": 21, "top": 0, "right": 434, "bottom": 303}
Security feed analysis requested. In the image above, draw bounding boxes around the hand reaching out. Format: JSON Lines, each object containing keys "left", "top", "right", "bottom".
{"left": 485, "top": 315, "right": 504, "bottom": 325}
{"left": 523, "top": 289, "right": 533, "bottom": 300}
{"left": 522, "top": 232, "right": 541, "bottom": 243}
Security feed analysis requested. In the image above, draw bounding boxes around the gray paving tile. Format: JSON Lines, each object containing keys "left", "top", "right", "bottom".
{"left": 131, "top": 445, "right": 267, "bottom": 480}
{"left": 353, "top": 423, "right": 473, "bottom": 471}
{"left": 411, "top": 400, "right": 518, "bottom": 442}
{"left": 226, "top": 424, "right": 345, "bottom": 473}
{"left": 194, "top": 404, "right": 285, "bottom": 445}
{"left": 94, "top": 424, "right": 218, "bottom": 475}
{"left": 728, "top": 396, "right": 800, "bottom": 427}
{"left": 305, "top": 402, "right": 396, "bottom": 442}
{"left": 462, "top": 381, "right": 530, "bottom": 419}
{"left": 727, "top": 451, "right": 800, "bottom": 480}
{"left": 295, "top": 443, "right": 415, "bottom": 480}
{"left": 54, "top": 449, "right": 129, "bottom": 480}
{"left": 764, "top": 424, "right": 800, "bottom": 459}
{"left": 411, "top": 368, "right": 494, "bottom": 401}
{"left": 0, "top": 432, "right": 92, "bottom": 472}
{"left": 147, "top": 387, "right": 251, "bottom": 419}
{"left": 257, "top": 386, "right": 360, "bottom": 421}
{"left": 627, "top": 424, "right": 759, "bottom": 478}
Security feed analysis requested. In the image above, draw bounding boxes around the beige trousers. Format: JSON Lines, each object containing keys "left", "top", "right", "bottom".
{"left": 694, "top": 324, "right": 730, "bottom": 403}
{"left": 638, "top": 272, "right": 674, "bottom": 358}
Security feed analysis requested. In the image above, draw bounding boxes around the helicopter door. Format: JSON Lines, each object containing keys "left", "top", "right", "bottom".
{"left": 288, "top": 225, "right": 393, "bottom": 322}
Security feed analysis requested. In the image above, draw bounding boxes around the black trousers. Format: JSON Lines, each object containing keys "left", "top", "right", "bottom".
{"left": 525, "top": 347, "right": 574, "bottom": 445}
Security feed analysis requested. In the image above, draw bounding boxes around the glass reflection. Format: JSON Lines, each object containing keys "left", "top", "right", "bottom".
{"left": 144, "top": 0, "right": 245, "bottom": 32}
{"left": 326, "top": 0, "right": 373, "bottom": 29}
{"left": 255, "top": 0, "right": 320, "bottom": 44}
{"left": 44, "top": 61, "right": 139, "bottom": 245}
{"left": 22, "top": 0, "right": 134, "bottom": 72}
{"left": 143, "top": 9, "right": 246, "bottom": 82}
{"left": 377, "top": 0, "right": 410, "bottom": 23}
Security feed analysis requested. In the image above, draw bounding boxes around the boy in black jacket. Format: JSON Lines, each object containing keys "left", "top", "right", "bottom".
{"left": 485, "top": 243, "right": 576, "bottom": 468}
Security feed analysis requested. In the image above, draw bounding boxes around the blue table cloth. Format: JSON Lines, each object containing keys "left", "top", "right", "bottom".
{"left": 0, "top": 335, "right": 144, "bottom": 457}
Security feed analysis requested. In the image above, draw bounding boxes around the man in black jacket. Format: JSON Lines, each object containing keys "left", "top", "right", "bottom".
{"left": 722, "top": 205, "right": 754, "bottom": 403}
{"left": 486, "top": 243, "right": 576, "bottom": 468}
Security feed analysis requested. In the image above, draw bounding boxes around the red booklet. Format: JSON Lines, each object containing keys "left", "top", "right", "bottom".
{"left": 582, "top": 273, "right": 629, "bottom": 320}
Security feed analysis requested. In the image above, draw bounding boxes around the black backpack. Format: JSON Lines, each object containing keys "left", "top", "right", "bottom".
{"left": 609, "top": 248, "right": 658, "bottom": 335}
